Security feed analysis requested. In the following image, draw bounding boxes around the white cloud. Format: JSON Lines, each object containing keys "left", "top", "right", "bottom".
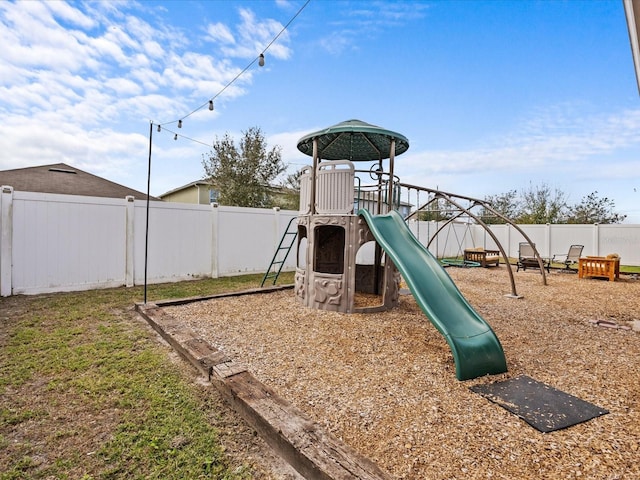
{"left": 44, "top": 0, "right": 97, "bottom": 29}
{"left": 400, "top": 105, "right": 640, "bottom": 181}
{"left": 268, "top": 129, "right": 315, "bottom": 168}
{"left": 206, "top": 22, "right": 235, "bottom": 44}
{"left": 317, "top": 1, "right": 429, "bottom": 55}
{"left": 319, "top": 33, "right": 354, "bottom": 55}
{"left": 215, "top": 7, "right": 291, "bottom": 60}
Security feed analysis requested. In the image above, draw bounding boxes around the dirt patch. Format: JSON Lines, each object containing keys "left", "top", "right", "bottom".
{"left": 165, "top": 268, "right": 640, "bottom": 479}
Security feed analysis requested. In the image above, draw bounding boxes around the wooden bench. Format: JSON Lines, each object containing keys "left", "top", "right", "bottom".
{"left": 464, "top": 248, "right": 501, "bottom": 268}
{"left": 578, "top": 255, "right": 620, "bottom": 282}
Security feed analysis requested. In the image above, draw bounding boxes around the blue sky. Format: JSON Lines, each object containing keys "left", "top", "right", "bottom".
{"left": 1, "top": 0, "right": 640, "bottom": 221}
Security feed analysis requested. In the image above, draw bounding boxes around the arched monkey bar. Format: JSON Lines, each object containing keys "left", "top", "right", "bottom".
{"left": 401, "top": 183, "right": 549, "bottom": 297}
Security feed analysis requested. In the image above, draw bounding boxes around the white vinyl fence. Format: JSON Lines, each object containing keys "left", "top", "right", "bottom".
{"left": 0, "top": 188, "right": 297, "bottom": 296}
{"left": 408, "top": 220, "right": 640, "bottom": 266}
{"left": 1, "top": 187, "right": 639, "bottom": 296}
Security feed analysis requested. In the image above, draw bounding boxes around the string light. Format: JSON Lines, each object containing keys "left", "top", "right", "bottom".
{"left": 151, "top": 0, "right": 310, "bottom": 139}
{"left": 145, "top": 2, "right": 310, "bottom": 303}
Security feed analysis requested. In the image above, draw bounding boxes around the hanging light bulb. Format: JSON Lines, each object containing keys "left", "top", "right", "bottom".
{"left": 259, "top": 53, "right": 265, "bottom": 67}
{"left": 157, "top": 124, "right": 161, "bottom": 132}
{"left": 209, "top": 100, "right": 214, "bottom": 111}
{"left": 174, "top": 134, "right": 178, "bottom": 140}
{"left": 178, "top": 119, "right": 183, "bottom": 128}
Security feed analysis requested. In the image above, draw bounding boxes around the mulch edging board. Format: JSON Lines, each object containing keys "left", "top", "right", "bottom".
{"left": 136, "top": 289, "right": 392, "bottom": 480}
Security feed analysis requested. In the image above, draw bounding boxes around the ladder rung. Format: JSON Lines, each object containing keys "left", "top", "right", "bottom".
{"left": 261, "top": 216, "right": 298, "bottom": 287}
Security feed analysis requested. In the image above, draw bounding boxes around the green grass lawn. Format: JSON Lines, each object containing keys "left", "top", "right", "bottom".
{"left": 0, "top": 272, "right": 294, "bottom": 480}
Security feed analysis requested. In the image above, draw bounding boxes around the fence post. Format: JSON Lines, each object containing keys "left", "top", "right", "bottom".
{"left": 0, "top": 186, "right": 13, "bottom": 297}
{"left": 273, "top": 207, "right": 281, "bottom": 256}
{"left": 545, "top": 223, "right": 551, "bottom": 258}
{"left": 593, "top": 223, "right": 600, "bottom": 256}
{"left": 125, "top": 196, "right": 135, "bottom": 287}
{"left": 210, "top": 203, "right": 219, "bottom": 278}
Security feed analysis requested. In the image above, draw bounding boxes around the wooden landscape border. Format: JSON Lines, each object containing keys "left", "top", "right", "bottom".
{"left": 135, "top": 285, "right": 392, "bottom": 480}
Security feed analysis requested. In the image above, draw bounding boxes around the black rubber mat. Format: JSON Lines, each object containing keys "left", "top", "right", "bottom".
{"left": 470, "top": 375, "right": 609, "bottom": 432}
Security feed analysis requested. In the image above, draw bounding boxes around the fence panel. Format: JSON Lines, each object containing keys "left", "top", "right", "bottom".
{"left": 216, "top": 206, "right": 297, "bottom": 276}
{"left": 133, "top": 200, "right": 213, "bottom": 285}
{"left": 549, "top": 224, "right": 594, "bottom": 259}
{"left": 11, "top": 192, "right": 127, "bottom": 294}
{"left": 409, "top": 220, "right": 464, "bottom": 257}
{"left": 598, "top": 225, "right": 640, "bottom": 265}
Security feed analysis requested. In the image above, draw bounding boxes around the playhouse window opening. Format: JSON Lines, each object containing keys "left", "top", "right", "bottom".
{"left": 355, "top": 240, "right": 387, "bottom": 295}
{"left": 314, "top": 225, "right": 345, "bottom": 274}
{"left": 297, "top": 225, "right": 308, "bottom": 269}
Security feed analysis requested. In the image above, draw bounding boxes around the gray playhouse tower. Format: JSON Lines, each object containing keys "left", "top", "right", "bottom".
{"left": 272, "top": 118, "right": 507, "bottom": 381}
{"left": 293, "top": 119, "right": 409, "bottom": 314}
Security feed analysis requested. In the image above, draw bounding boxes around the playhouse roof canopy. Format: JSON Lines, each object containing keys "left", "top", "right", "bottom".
{"left": 296, "top": 119, "right": 409, "bottom": 161}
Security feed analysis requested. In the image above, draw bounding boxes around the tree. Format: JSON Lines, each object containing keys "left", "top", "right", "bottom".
{"left": 416, "top": 197, "right": 456, "bottom": 221}
{"left": 517, "top": 182, "right": 568, "bottom": 224}
{"left": 202, "top": 127, "right": 285, "bottom": 208}
{"left": 566, "top": 191, "right": 627, "bottom": 224}
{"left": 277, "top": 169, "right": 303, "bottom": 211}
{"left": 479, "top": 185, "right": 627, "bottom": 225}
{"left": 481, "top": 190, "right": 520, "bottom": 224}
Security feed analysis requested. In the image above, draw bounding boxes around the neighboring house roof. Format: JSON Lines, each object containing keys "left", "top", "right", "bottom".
{"left": 0, "top": 163, "right": 159, "bottom": 200}
{"left": 158, "top": 180, "right": 213, "bottom": 199}
{"left": 159, "top": 180, "right": 298, "bottom": 199}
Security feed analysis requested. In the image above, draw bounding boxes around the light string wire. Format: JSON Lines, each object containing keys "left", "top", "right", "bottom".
{"left": 153, "top": 0, "right": 311, "bottom": 139}
{"left": 144, "top": 1, "right": 310, "bottom": 303}
{"left": 160, "top": 126, "right": 215, "bottom": 147}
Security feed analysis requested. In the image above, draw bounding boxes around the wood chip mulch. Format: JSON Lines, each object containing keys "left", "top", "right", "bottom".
{"left": 165, "top": 268, "right": 640, "bottom": 480}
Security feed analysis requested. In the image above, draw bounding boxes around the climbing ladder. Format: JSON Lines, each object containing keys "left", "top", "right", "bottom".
{"left": 260, "top": 217, "right": 298, "bottom": 287}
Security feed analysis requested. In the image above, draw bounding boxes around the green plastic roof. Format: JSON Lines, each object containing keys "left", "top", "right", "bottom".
{"left": 296, "top": 119, "right": 410, "bottom": 161}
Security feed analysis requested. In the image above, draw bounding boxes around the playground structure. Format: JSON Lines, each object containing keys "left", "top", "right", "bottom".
{"left": 293, "top": 120, "right": 409, "bottom": 314}
{"left": 271, "top": 118, "right": 533, "bottom": 380}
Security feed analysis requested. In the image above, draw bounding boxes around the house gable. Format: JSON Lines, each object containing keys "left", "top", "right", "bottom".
{"left": 0, "top": 163, "right": 158, "bottom": 200}
{"left": 159, "top": 181, "right": 216, "bottom": 205}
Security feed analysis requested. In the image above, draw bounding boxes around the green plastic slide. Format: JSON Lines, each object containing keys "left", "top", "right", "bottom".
{"left": 359, "top": 209, "right": 507, "bottom": 380}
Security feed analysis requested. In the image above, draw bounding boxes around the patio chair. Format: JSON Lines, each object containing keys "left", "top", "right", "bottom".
{"left": 552, "top": 245, "right": 584, "bottom": 272}
{"left": 517, "top": 242, "right": 550, "bottom": 272}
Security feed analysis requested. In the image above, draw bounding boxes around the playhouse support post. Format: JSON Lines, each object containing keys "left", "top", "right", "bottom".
{"left": 387, "top": 138, "right": 396, "bottom": 211}
{"left": 311, "top": 138, "right": 318, "bottom": 216}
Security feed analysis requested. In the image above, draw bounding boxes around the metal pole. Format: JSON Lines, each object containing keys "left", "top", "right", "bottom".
{"left": 144, "top": 122, "right": 152, "bottom": 303}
